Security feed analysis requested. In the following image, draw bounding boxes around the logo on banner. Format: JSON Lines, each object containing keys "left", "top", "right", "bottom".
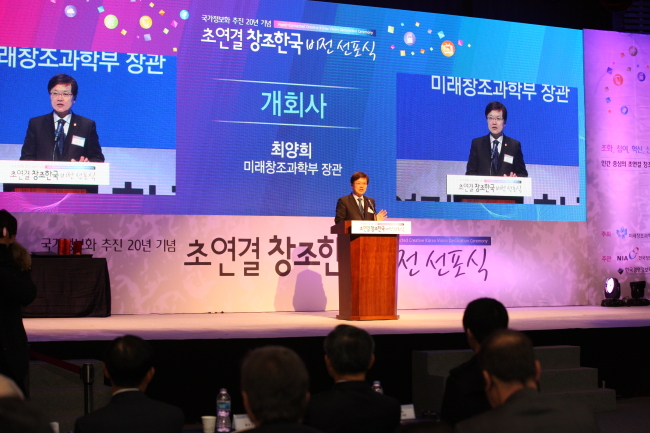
{"left": 616, "top": 227, "right": 627, "bottom": 239}
{"left": 629, "top": 247, "right": 639, "bottom": 260}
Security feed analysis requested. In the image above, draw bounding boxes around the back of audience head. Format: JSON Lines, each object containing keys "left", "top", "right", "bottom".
{"left": 479, "top": 329, "right": 540, "bottom": 406}
{"left": 324, "top": 324, "right": 375, "bottom": 378}
{"left": 0, "top": 397, "right": 52, "bottom": 433}
{"left": 241, "top": 346, "right": 309, "bottom": 426}
{"left": 462, "top": 298, "right": 508, "bottom": 351}
{"left": 479, "top": 329, "right": 537, "bottom": 385}
{"left": 104, "top": 335, "right": 155, "bottom": 389}
{"left": 0, "top": 209, "right": 18, "bottom": 243}
{"left": 0, "top": 375, "right": 24, "bottom": 400}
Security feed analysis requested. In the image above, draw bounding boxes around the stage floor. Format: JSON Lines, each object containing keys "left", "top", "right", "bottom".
{"left": 24, "top": 306, "right": 650, "bottom": 342}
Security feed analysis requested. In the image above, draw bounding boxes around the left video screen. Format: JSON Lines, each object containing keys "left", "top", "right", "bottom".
{"left": 0, "top": 50, "right": 176, "bottom": 196}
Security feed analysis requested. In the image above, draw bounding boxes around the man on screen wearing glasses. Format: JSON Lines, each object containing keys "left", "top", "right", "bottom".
{"left": 20, "top": 74, "right": 105, "bottom": 163}
{"left": 465, "top": 101, "right": 527, "bottom": 178}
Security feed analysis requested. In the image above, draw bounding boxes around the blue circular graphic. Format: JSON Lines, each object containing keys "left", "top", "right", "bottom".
{"left": 621, "top": 106, "right": 629, "bottom": 115}
{"left": 638, "top": 72, "right": 646, "bottom": 82}
{"left": 180, "top": 10, "right": 190, "bottom": 20}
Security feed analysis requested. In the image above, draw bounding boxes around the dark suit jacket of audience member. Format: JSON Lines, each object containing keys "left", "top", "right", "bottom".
{"left": 334, "top": 194, "right": 378, "bottom": 224}
{"left": 304, "top": 380, "right": 401, "bottom": 433}
{"left": 74, "top": 390, "right": 184, "bottom": 433}
{"left": 20, "top": 113, "right": 105, "bottom": 162}
{"left": 0, "top": 244, "right": 37, "bottom": 393}
{"left": 454, "top": 388, "right": 599, "bottom": 433}
{"left": 440, "top": 354, "right": 490, "bottom": 426}
{"left": 249, "top": 421, "right": 324, "bottom": 433}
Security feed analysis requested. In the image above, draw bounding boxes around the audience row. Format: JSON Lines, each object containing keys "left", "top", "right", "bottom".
{"left": 0, "top": 298, "right": 600, "bottom": 433}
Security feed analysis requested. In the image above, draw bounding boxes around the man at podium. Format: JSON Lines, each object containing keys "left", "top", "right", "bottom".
{"left": 20, "top": 74, "right": 105, "bottom": 163}
{"left": 465, "top": 101, "right": 527, "bottom": 178}
{"left": 335, "top": 172, "right": 387, "bottom": 223}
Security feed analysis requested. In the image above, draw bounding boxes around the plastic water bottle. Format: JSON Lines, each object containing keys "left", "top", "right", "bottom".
{"left": 216, "top": 388, "right": 231, "bottom": 432}
{"left": 371, "top": 380, "right": 384, "bottom": 394}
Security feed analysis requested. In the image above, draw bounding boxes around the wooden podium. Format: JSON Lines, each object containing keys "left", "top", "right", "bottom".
{"left": 331, "top": 220, "right": 410, "bottom": 321}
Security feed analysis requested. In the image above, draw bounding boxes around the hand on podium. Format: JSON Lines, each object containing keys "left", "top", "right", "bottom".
{"left": 376, "top": 210, "right": 387, "bottom": 221}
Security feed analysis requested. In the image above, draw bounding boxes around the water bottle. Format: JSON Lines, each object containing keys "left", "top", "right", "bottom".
{"left": 216, "top": 388, "right": 231, "bottom": 432}
{"left": 371, "top": 380, "right": 384, "bottom": 394}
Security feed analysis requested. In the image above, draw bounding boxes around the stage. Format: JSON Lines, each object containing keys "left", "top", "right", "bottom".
{"left": 24, "top": 306, "right": 650, "bottom": 342}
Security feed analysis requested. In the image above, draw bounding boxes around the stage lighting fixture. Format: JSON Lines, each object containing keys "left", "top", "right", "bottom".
{"left": 630, "top": 281, "right": 646, "bottom": 299}
{"left": 604, "top": 277, "right": 620, "bottom": 299}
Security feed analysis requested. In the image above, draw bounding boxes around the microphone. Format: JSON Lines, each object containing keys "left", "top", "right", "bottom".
{"left": 53, "top": 128, "right": 61, "bottom": 161}
{"left": 368, "top": 199, "right": 377, "bottom": 217}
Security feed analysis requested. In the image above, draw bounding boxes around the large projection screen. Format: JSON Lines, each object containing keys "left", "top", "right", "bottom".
{"left": 0, "top": 0, "right": 585, "bottom": 221}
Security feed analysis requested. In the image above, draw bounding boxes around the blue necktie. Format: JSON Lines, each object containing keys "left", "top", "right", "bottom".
{"left": 55, "top": 119, "right": 66, "bottom": 159}
{"left": 490, "top": 139, "right": 499, "bottom": 175}
{"left": 357, "top": 197, "right": 365, "bottom": 218}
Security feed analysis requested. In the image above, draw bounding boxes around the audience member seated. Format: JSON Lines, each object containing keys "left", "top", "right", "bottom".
{"left": 455, "top": 329, "right": 599, "bottom": 433}
{"left": 241, "top": 345, "right": 322, "bottom": 433}
{"left": 0, "top": 397, "right": 53, "bottom": 433}
{"left": 303, "top": 325, "right": 401, "bottom": 433}
{"left": 0, "top": 374, "right": 24, "bottom": 399}
{"left": 74, "top": 335, "right": 184, "bottom": 433}
{"left": 440, "top": 298, "right": 508, "bottom": 426}
{"left": 0, "top": 209, "right": 37, "bottom": 397}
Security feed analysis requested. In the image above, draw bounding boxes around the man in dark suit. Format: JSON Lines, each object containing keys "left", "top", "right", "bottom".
{"left": 334, "top": 172, "right": 387, "bottom": 224}
{"left": 304, "top": 325, "right": 401, "bottom": 433}
{"left": 440, "top": 298, "right": 508, "bottom": 427}
{"left": 74, "top": 335, "right": 184, "bottom": 433}
{"left": 0, "top": 210, "right": 36, "bottom": 397}
{"left": 455, "top": 330, "right": 598, "bottom": 433}
{"left": 241, "top": 346, "right": 322, "bottom": 433}
{"left": 20, "top": 74, "right": 104, "bottom": 162}
{"left": 465, "top": 101, "right": 527, "bottom": 177}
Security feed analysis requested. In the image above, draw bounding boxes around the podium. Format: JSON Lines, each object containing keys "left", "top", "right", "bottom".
{"left": 447, "top": 174, "right": 531, "bottom": 204}
{"left": 331, "top": 220, "right": 411, "bottom": 321}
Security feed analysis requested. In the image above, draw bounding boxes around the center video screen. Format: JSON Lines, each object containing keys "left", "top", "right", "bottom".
{"left": 0, "top": 0, "right": 585, "bottom": 221}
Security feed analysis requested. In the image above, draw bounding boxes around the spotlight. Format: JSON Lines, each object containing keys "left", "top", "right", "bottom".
{"left": 630, "top": 281, "right": 646, "bottom": 299}
{"left": 604, "top": 277, "right": 620, "bottom": 299}
{"left": 601, "top": 277, "right": 623, "bottom": 307}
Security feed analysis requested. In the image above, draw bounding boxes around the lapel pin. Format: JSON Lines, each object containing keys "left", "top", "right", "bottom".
{"left": 73, "top": 123, "right": 77, "bottom": 127}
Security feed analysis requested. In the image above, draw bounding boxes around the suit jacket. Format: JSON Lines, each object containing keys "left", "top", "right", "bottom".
{"left": 20, "top": 112, "right": 105, "bottom": 162}
{"left": 303, "top": 381, "right": 401, "bottom": 433}
{"left": 465, "top": 135, "right": 527, "bottom": 177}
{"left": 249, "top": 421, "right": 324, "bottom": 433}
{"left": 0, "top": 244, "right": 37, "bottom": 391}
{"left": 454, "top": 388, "right": 599, "bottom": 433}
{"left": 334, "top": 194, "right": 378, "bottom": 224}
{"left": 440, "top": 354, "right": 490, "bottom": 427}
{"left": 74, "top": 390, "right": 184, "bottom": 433}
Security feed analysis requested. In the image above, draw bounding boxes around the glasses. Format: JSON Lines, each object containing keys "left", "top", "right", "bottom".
{"left": 50, "top": 92, "right": 73, "bottom": 99}
{"left": 487, "top": 116, "right": 503, "bottom": 122}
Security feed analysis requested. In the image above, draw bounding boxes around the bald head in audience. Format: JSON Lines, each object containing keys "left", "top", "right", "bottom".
{"left": 0, "top": 375, "right": 24, "bottom": 399}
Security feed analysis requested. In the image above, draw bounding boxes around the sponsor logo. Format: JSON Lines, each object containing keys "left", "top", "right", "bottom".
{"left": 616, "top": 227, "right": 627, "bottom": 239}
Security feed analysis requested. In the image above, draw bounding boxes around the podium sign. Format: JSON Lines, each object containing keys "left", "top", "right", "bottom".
{"left": 0, "top": 160, "right": 110, "bottom": 185}
{"left": 446, "top": 175, "right": 532, "bottom": 197}
{"left": 332, "top": 221, "right": 409, "bottom": 321}
{"left": 350, "top": 220, "right": 412, "bottom": 235}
